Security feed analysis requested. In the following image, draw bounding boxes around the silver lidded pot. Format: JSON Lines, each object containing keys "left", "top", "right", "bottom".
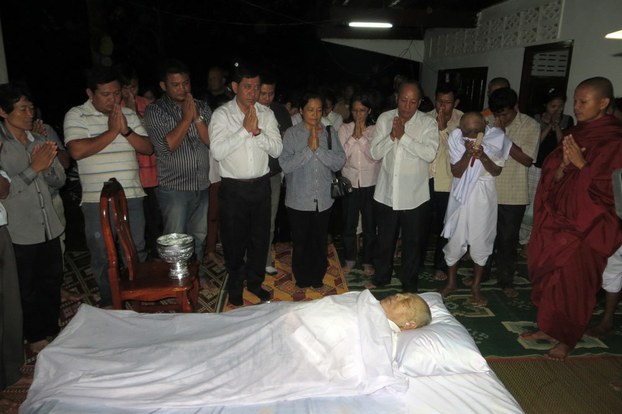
{"left": 156, "top": 233, "right": 195, "bottom": 280}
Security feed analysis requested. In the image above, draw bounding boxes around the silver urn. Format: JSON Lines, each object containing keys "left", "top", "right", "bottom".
{"left": 156, "top": 233, "right": 195, "bottom": 280}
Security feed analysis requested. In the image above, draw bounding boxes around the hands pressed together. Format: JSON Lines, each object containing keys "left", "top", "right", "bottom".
{"left": 107, "top": 104, "right": 130, "bottom": 136}
{"left": 561, "top": 134, "right": 586, "bottom": 169}
{"left": 307, "top": 123, "right": 323, "bottom": 151}
{"left": 390, "top": 117, "right": 405, "bottom": 141}
{"left": 30, "top": 140, "right": 58, "bottom": 172}
{"left": 243, "top": 104, "right": 261, "bottom": 137}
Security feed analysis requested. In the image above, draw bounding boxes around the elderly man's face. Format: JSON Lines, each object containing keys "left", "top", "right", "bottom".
{"left": 380, "top": 294, "right": 414, "bottom": 327}
{"left": 397, "top": 84, "right": 420, "bottom": 122}
{"left": 88, "top": 81, "right": 122, "bottom": 115}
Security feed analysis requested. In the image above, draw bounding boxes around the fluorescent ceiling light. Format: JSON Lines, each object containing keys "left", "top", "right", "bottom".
{"left": 348, "top": 22, "right": 393, "bottom": 29}
{"left": 605, "top": 29, "right": 622, "bottom": 39}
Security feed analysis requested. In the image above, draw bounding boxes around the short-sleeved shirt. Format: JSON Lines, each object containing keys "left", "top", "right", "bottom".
{"left": 64, "top": 100, "right": 147, "bottom": 204}
{"left": 494, "top": 112, "right": 540, "bottom": 205}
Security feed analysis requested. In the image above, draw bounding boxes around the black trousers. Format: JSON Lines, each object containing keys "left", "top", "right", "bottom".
{"left": 372, "top": 200, "right": 431, "bottom": 292}
{"left": 341, "top": 186, "right": 377, "bottom": 265}
{"left": 484, "top": 204, "right": 526, "bottom": 288}
{"left": 421, "top": 179, "right": 450, "bottom": 271}
{"left": 13, "top": 237, "right": 62, "bottom": 342}
{"left": 219, "top": 177, "right": 271, "bottom": 295}
{"left": 288, "top": 207, "right": 331, "bottom": 287}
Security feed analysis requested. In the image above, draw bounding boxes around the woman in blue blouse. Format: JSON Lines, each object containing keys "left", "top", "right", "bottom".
{"left": 279, "top": 92, "right": 346, "bottom": 288}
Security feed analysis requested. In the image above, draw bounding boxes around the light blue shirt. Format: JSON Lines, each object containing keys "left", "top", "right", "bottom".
{"left": 279, "top": 123, "right": 345, "bottom": 212}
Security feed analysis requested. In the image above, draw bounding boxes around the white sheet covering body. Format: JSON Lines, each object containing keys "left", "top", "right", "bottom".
{"left": 22, "top": 290, "right": 407, "bottom": 412}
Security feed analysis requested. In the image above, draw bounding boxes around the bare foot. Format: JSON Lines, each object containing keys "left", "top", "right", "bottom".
{"left": 29, "top": 339, "right": 50, "bottom": 354}
{"left": 462, "top": 276, "right": 474, "bottom": 287}
{"left": 206, "top": 252, "right": 224, "bottom": 267}
{"left": 342, "top": 264, "right": 353, "bottom": 274}
{"left": 585, "top": 322, "right": 613, "bottom": 338}
{"left": 61, "top": 288, "right": 84, "bottom": 302}
{"left": 434, "top": 270, "right": 448, "bottom": 281}
{"left": 438, "top": 285, "right": 456, "bottom": 298}
{"left": 520, "top": 330, "right": 557, "bottom": 343}
{"left": 471, "top": 288, "right": 488, "bottom": 307}
{"left": 503, "top": 287, "right": 519, "bottom": 298}
{"left": 544, "top": 342, "right": 571, "bottom": 361}
{"left": 364, "top": 282, "right": 377, "bottom": 290}
{"left": 363, "top": 264, "right": 375, "bottom": 277}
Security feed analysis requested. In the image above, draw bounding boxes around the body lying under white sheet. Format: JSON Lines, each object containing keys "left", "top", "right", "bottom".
{"left": 22, "top": 290, "right": 407, "bottom": 412}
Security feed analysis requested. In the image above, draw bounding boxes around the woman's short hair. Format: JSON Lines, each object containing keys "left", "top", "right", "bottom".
{"left": 298, "top": 91, "right": 324, "bottom": 112}
{"left": 0, "top": 83, "right": 31, "bottom": 114}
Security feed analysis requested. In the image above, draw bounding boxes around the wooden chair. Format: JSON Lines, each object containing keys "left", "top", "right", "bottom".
{"left": 99, "top": 178, "right": 198, "bottom": 312}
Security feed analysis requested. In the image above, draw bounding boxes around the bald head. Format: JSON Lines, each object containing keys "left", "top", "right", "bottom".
{"left": 487, "top": 77, "right": 510, "bottom": 97}
{"left": 574, "top": 77, "right": 613, "bottom": 123}
{"left": 577, "top": 77, "right": 614, "bottom": 101}
{"left": 460, "top": 112, "right": 486, "bottom": 138}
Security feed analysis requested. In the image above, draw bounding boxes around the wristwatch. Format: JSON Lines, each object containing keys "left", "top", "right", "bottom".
{"left": 121, "top": 127, "right": 133, "bottom": 137}
{"left": 194, "top": 115, "right": 205, "bottom": 124}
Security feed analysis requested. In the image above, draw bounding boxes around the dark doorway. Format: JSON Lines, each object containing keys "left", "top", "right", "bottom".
{"left": 518, "top": 41, "right": 574, "bottom": 116}
{"left": 437, "top": 67, "right": 488, "bottom": 112}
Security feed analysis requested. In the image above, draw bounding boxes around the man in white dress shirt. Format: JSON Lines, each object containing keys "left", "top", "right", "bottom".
{"left": 209, "top": 63, "right": 283, "bottom": 306}
{"left": 367, "top": 80, "right": 438, "bottom": 292}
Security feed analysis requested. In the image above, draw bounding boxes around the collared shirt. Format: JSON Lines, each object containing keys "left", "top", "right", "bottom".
{"left": 371, "top": 109, "right": 439, "bottom": 210}
{"left": 338, "top": 122, "right": 379, "bottom": 188}
{"left": 494, "top": 112, "right": 540, "bottom": 205}
{"left": 0, "top": 126, "right": 65, "bottom": 244}
{"left": 143, "top": 94, "right": 212, "bottom": 191}
{"left": 0, "top": 170, "right": 9, "bottom": 226}
{"left": 427, "top": 108, "right": 463, "bottom": 192}
{"left": 209, "top": 99, "right": 282, "bottom": 179}
{"left": 64, "top": 100, "right": 147, "bottom": 203}
{"left": 279, "top": 123, "right": 345, "bottom": 212}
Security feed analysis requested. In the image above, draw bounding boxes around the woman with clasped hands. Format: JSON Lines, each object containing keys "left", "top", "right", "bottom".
{"left": 279, "top": 92, "right": 346, "bottom": 289}
{"left": 338, "top": 94, "right": 379, "bottom": 276}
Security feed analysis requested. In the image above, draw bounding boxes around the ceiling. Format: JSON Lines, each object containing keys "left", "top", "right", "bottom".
{"left": 318, "top": 0, "right": 506, "bottom": 39}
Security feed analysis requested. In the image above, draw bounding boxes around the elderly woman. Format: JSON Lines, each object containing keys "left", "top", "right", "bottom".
{"left": 0, "top": 83, "right": 65, "bottom": 354}
{"left": 338, "top": 93, "right": 379, "bottom": 275}
{"left": 279, "top": 91, "right": 345, "bottom": 289}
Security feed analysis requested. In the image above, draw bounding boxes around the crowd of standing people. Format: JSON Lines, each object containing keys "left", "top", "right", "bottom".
{"left": 1, "top": 58, "right": 622, "bottom": 402}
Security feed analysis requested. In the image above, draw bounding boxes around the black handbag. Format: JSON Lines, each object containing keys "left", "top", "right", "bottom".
{"left": 326, "top": 126, "right": 352, "bottom": 198}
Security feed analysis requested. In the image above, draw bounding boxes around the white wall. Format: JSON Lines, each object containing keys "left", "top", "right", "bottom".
{"left": 421, "top": 0, "right": 622, "bottom": 109}
{"left": 560, "top": 0, "right": 622, "bottom": 93}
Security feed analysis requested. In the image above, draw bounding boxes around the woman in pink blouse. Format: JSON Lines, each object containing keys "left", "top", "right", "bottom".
{"left": 338, "top": 94, "right": 380, "bottom": 275}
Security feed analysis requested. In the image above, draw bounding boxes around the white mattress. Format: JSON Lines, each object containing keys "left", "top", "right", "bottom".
{"left": 25, "top": 371, "right": 523, "bottom": 414}
{"left": 21, "top": 292, "right": 524, "bottom": 414}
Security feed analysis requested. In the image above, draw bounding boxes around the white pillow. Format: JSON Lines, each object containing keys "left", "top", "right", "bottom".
{"left": 394, "top": 292, "right": 490, "bottom": 377}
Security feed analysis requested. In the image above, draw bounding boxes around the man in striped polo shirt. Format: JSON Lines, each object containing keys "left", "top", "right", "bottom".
{"left": 64, "top": 67, "right": 153, "bottom": 307}
{"left": 143, "top": 59, "right": 212, "bottom": 278}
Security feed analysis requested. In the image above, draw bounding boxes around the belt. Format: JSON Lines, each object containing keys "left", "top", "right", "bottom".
{"left": 222, "top": 173, "right": 270, "bottom": 184}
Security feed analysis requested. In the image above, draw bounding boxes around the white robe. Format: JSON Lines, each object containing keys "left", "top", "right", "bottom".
{"left": 442, "top": 127, "right": 512, "bottom": 266}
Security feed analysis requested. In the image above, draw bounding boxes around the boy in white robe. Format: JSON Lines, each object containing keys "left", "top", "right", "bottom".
{"left": 438, "top": 112, "right": 512, "bottom": 306}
